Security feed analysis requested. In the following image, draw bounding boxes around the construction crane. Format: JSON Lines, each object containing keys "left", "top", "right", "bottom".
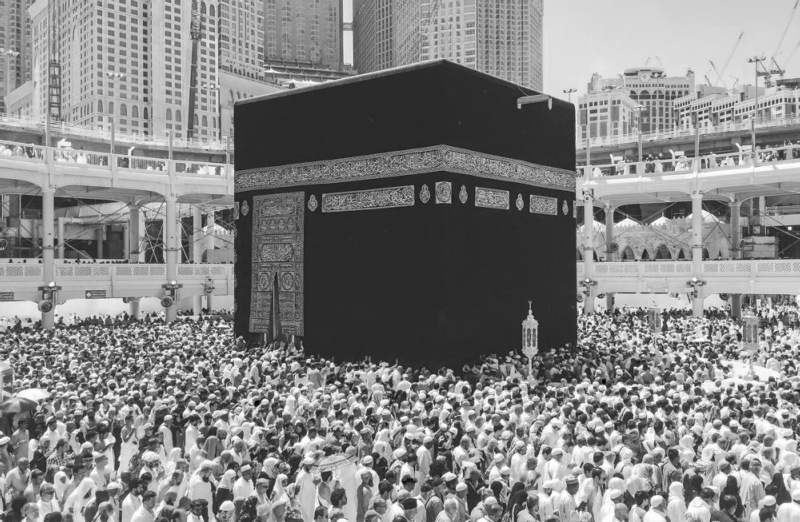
{"left": 186, "top": 0, "right": 203, "bottom": 140}
{"left": 785, "top": 38, "right": 800, "bottom": 68}
{"left": 47, "top": 0, "right": 62, "bottom": 123}
{"left": 764, "top": 0, "right": 798, "bottom": 83}
{"left": 771, "top": 0, "right": 799, "bottom": 62}
{"left": 709, "top": 31, "right": 744, "bottom": 89}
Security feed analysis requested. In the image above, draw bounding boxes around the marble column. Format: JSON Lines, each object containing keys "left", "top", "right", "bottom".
{"left": 691, "top": 192, "right": 704, "bottom": 318}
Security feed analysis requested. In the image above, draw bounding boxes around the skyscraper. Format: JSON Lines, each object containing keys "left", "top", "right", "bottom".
{"left": 354, "top": 0, "right": 544, "bottom": 91}
{"left": 352, "top": 0, "right": 393, "bottom": 74}
{"left": 0, "top": 0, "right": 33, "bottom": 114}
{"left": 263, "top": 0, "right": 344, "bottom": 70}
{"left": 28, "top": 0, "right": 219, "bottom": 140}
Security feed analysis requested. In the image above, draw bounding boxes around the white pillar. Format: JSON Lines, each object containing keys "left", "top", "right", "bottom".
{"left": 730, "top": 201, "right": 742, "bottom": 259}
{"left": 129, "top": 297, "right": 141, "bottom": 320}
{"left": 691, "top": 191, "right": 704, "bottom": 317}
{"left": 583, "top": 196, "right": 595, "bottom": 314}
{"left": 205, "top": 211, "right": 215, "bottom": 258}
{"left": 41, "top": 187, "right": 55, "bottom": 330}
{"left": 122, "top": 223, "right": 129, "bottom": 260}
{"left": 165, "top": 194, "right": 178, "bottom": 323}
{"left": 57, "top": 217, "right": 65, "bottom": 259}
{"left": 129, "top": 205, "right": 142, "bottom": 263}
{"left": 192, "top": 206, "right": 203, "bottom": 315}
{"left": 730, "top": 200, "right": 742, "bottom": 319}
{"left": 605, "top": 205, "right": 615, "bottom": 312}
{"left": 206, "top": 293, "right": 214, "bottom": 314}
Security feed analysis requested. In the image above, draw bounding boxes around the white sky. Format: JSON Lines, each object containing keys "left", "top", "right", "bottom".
{"left": 341, "top": 0, "right": 800, "bottom": 99}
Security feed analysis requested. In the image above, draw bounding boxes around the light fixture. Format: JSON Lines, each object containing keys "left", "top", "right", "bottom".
{"left": 686, "top": 278, "right": 707, "bottom": 298}
{"left": 580, "top": 278, "right": 598, "bottom": 295}
{"left": 517, "top": 94, "right": 553, "bottom": 110}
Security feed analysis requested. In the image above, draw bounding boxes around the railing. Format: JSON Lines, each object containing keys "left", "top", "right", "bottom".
{"left": 577, "top": 143, "right": 800, "bottom": 178}
{"left": 580, "top": 260, "right": 800, "bottom": 277}
{"left": 0, "top": 114, "right": 233, "bottom": 152}
{"left": 0, "top": 137, "right": 232, "bottom": 178}
{"left": 0, "top": 263, "right": 231, "bottom": 280}
{"left": 766, "top": 204, "right": 800, "bottom": 216}
{"left": 576, "top": 115, "right": 800, "bottom": 150}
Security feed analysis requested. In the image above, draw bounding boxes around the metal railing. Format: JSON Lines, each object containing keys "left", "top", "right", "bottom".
{"left": 578, "top": 259, "right": 800, "bottom": 277}
{"left": 0, "top": 114, "right": 233, "bottom": 152}
{"left": 576, "top": 115, "right": 800, "bottom": 150}
{"left": 0, "top": 137, "right": 232, "bottom": 178}
{"left": 0, "top": 263, "right": 232, "bottom": 280}
{"left": 577, "top": 143, "right": 800, "bottom": 178}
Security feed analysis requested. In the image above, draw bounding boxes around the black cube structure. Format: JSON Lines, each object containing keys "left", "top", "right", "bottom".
{"left": 234, "top": 60, "right": 577, "bottom": 367}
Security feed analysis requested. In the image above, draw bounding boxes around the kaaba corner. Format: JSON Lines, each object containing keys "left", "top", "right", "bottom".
{"left": 233, "top": 60, "right": 577, "bottom": 366}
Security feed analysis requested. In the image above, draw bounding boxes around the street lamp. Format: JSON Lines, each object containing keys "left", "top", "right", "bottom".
{"left": 634, "top": 105, "right": 647, "bottom": 164}
{"left": 562, "top": 88, "right": 577, "bottom": 103}
{"left": 105, "top": 72, "right": 126, "bottom": 162}
{"left": 747, "top": 55, "right": 765, "bottom": 156}
{"left": 686, "top": 277, "right": 707, "bottom": 299}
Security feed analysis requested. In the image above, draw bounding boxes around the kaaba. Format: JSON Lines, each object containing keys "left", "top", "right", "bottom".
{"left": 234, "top": 60, "right": 576, "bottom": 367}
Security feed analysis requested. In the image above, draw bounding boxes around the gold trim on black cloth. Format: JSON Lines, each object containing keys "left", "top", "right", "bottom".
{"left": 235, "top": 145, "right": 576, "bottom": 193}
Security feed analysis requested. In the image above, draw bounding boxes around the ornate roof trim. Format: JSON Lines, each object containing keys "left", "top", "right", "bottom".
{"left": 235, "top": 145, "right": 576, "bottom": 193}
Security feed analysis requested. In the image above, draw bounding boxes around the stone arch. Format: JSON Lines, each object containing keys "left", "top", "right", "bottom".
{"left": 702, "top": 247, "right": 710, "bottom": 260}
{"left": 621, "top": 246, "right": 636, "bottom": 261}
{"left": 677, "top": 249, "right": 686, "bottom": 259}
{"left": 641, "top": 249, "right": 650, "bottom": 260}
{"left": 655, "top": 244, "right": 671, "bottom": 259}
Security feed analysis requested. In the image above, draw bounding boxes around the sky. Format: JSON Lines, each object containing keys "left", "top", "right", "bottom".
{"left": 544, "top": 0, "right": 800, "bottom": 100}
{"left": 343, "top": 0, "right": 800, "bottom": 101}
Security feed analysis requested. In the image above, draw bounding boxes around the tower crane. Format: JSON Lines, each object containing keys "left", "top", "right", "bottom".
{"left": 709, "top": 31, "right": 744, "bottom": 89}
{"left": 763, "top": 0, "right": 798, "bottom": 84}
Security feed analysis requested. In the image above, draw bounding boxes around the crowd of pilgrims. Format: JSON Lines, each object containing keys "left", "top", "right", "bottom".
{"left": 1, "top": 303, "right": 800, "bottom": 522}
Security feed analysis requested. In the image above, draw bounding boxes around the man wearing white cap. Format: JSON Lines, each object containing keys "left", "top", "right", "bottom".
{"left": 233, "top": 463, "right": 255, "bottom": 501}
{"left": 776, "top": 488, "right": 800, "bottom": 522}
{"left": 545, "top": 449, "right": 568, "bottom": 490}
{"left": 297, "top": 454, "right": 321, "bottom": 522}
{"left": 188, "top": 461, "right": 215, "bottom": 522}
{"left": 337, "top": 446, "right": 360, "bottom": 522}
{"left": 751, "top": 495, "right": 777, "bottom": 522}
{"left": 217, "top": 501, "right": 236, "bottom": 522}
{"left": 419, "top": 436, "right": 434, "bottom": 479}
{"left": 159, "top": 416, "right": 174, "bottom": 454}
{"left": 642, "top": 495, "right": 666, "bottom": 522}
{"left": 452, "top": 482, "right": 469, "bottom": 522}
{"left": 538, "top": 480, "right": 557, "bottom": 522}
{"left": 360, "top": 456, "right": 380, "bottom": 498}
